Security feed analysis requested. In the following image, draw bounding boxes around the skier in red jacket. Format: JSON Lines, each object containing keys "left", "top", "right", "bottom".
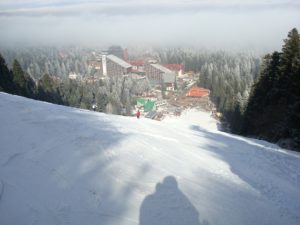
{"left": 136, "top": 110, "right": 141, "bottom": 119}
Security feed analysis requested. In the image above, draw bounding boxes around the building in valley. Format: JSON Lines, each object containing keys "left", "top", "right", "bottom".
{"left": 145, "top": 63, "right": 176, "bottom": 90}
{"left": 104, "top": 54, "right": 132, "bottom": 76}
{"left": 129, "top": 60, "right": 145, "bottom": 75}
{"left": 163, "top": 64, "right": 184, "bottom": 76}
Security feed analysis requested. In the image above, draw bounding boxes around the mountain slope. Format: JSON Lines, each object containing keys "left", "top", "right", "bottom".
{"left": 0, "top": 92, "right": 300, "bottom": 225}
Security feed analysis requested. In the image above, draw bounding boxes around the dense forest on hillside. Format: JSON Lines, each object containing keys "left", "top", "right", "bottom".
{"left": 156, "top": 48, "right": 261, "bottom": 130}
{"left": 0, "top": 54, "right": 150, "bottom": 115}
{"left": 1, "top": 46, "right": 95, "bottom": 79}
{"left": 241, "top": 28, "right": 300, "bottom": 150}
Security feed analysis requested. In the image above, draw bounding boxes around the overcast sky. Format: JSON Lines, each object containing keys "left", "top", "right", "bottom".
{"left": 0, "top": 0, "right": 299, "bottom": 52}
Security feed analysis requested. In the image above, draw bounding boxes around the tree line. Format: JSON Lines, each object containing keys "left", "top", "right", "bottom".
{"left": 1, "top": 46, "right": 95, "bottom": 79}
{"left": 240, "top": 28, "right": 300, "bottom": 150}
{"left": 0, "top": 55, "right": 150, "bottom": 115}
{"left": 155, "top": 47, "right": 261, "bottom": 131}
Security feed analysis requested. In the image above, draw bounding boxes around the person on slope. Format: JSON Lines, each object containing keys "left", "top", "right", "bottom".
{"left": 136, "top": 110, "right": 141, "bottom": 119}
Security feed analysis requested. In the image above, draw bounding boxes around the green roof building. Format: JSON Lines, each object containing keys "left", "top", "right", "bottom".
{"left": 137, "top": 98, "right": 156, "bottom": 112}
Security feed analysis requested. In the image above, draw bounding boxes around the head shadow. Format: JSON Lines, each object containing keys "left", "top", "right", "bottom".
{"left": 139, "top": 176, "right": 209, "bottom": 225}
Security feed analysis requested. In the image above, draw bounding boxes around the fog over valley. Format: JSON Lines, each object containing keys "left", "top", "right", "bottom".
{"left": 0, "top": 0, "right": 299, "bottom": 52}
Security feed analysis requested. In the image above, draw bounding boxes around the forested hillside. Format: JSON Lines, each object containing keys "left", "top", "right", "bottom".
{"left": 241, "top": 28, "right": 300, "bottom": 150}
{"left": 0, "top": 54, "right": 150, "bottom": 114}
{"left": 1, "top": 46, "right": 94, "bottom": 79}
{"left": 157, "top": 48, "right": 261, "bottom": 130}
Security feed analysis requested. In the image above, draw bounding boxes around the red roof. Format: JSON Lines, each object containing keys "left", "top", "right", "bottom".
{"left": 129, "top": 60, "right": 145, "bottom": 66}
{"left": 163, "top": 64, "right": 183, "bottom": 72}
{"left": 186, "top": 87, "right": 210, "bottom": 97}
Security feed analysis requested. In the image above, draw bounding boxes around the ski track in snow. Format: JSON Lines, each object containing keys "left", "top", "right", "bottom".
{"left": 1, "top": 92, "right": 300, "bottom": 225}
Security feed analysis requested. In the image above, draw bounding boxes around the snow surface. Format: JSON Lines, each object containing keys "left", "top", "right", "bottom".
{"left": 0, "top": 92, "right": 300, "bottom": 225}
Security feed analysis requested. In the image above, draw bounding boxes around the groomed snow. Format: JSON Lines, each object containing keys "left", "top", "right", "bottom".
{"left": 0, "top": 92, "right": 300, "bottom": 225}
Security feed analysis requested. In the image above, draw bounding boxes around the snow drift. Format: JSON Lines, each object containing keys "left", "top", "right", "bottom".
{"left": 0, "top": 92, "right": 300, "bottom": 225}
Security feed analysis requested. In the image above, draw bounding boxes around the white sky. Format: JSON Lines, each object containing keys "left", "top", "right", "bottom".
{"left": 0, "top": 0, "right": 299, "bottom": 52}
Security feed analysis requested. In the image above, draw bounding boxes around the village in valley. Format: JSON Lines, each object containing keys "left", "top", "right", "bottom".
{"left": 69, "top": 46, "right": 217, "bottom": 121}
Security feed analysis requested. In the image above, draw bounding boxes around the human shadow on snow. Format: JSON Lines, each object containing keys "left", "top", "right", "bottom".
{"left": 139, "top": 176, "right": 210, "bottom": 225}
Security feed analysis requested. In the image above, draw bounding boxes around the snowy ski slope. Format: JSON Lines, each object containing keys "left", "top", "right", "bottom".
{"left": 0, "top": 92, "right": 300, "bottom": 225}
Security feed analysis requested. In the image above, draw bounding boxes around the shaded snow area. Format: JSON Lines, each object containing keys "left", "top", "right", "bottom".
{"left": 0, "top": 92, "right": 300, "bottom": 225}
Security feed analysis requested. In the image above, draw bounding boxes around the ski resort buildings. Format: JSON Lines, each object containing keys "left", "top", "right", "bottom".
{"left": 129, "top": 60, "right": 145, "bottom": 75}
{"left": 163, "top": 64, "right": 184, "bottom": 76}
{"left": 89, "top": 54, "right": 132, "bottom": 77}
{"left": 105, "top": 54, "right": 132, "bottom": 76}
{"left": 145, "top": 63, "right": 176, "bottom": 90}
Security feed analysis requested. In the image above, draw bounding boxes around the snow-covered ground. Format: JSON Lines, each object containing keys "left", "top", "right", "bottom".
{"left": 0, "top": 92, "right": 300, "bottom": 225}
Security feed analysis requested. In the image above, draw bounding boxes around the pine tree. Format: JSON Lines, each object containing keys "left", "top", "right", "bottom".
{"left": 280, "top": 28, "right": 300, "bottom": 148}
{"left": 97, "top": 92, "right": 108, "bottom": 112}
{"left": 281, "top": 28, "right": 300, "bottom": 76}
{"left": 0, "top": 54, "right": 14, "bottom": 93}
{"left": 37, "top": 74, "right": 62, "bottom": 104}
{"left": 242, "top": 52, "right": 281, "bottom": 136}
{"left": 12, "top": 59, "right": 27, "bottom": 95}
